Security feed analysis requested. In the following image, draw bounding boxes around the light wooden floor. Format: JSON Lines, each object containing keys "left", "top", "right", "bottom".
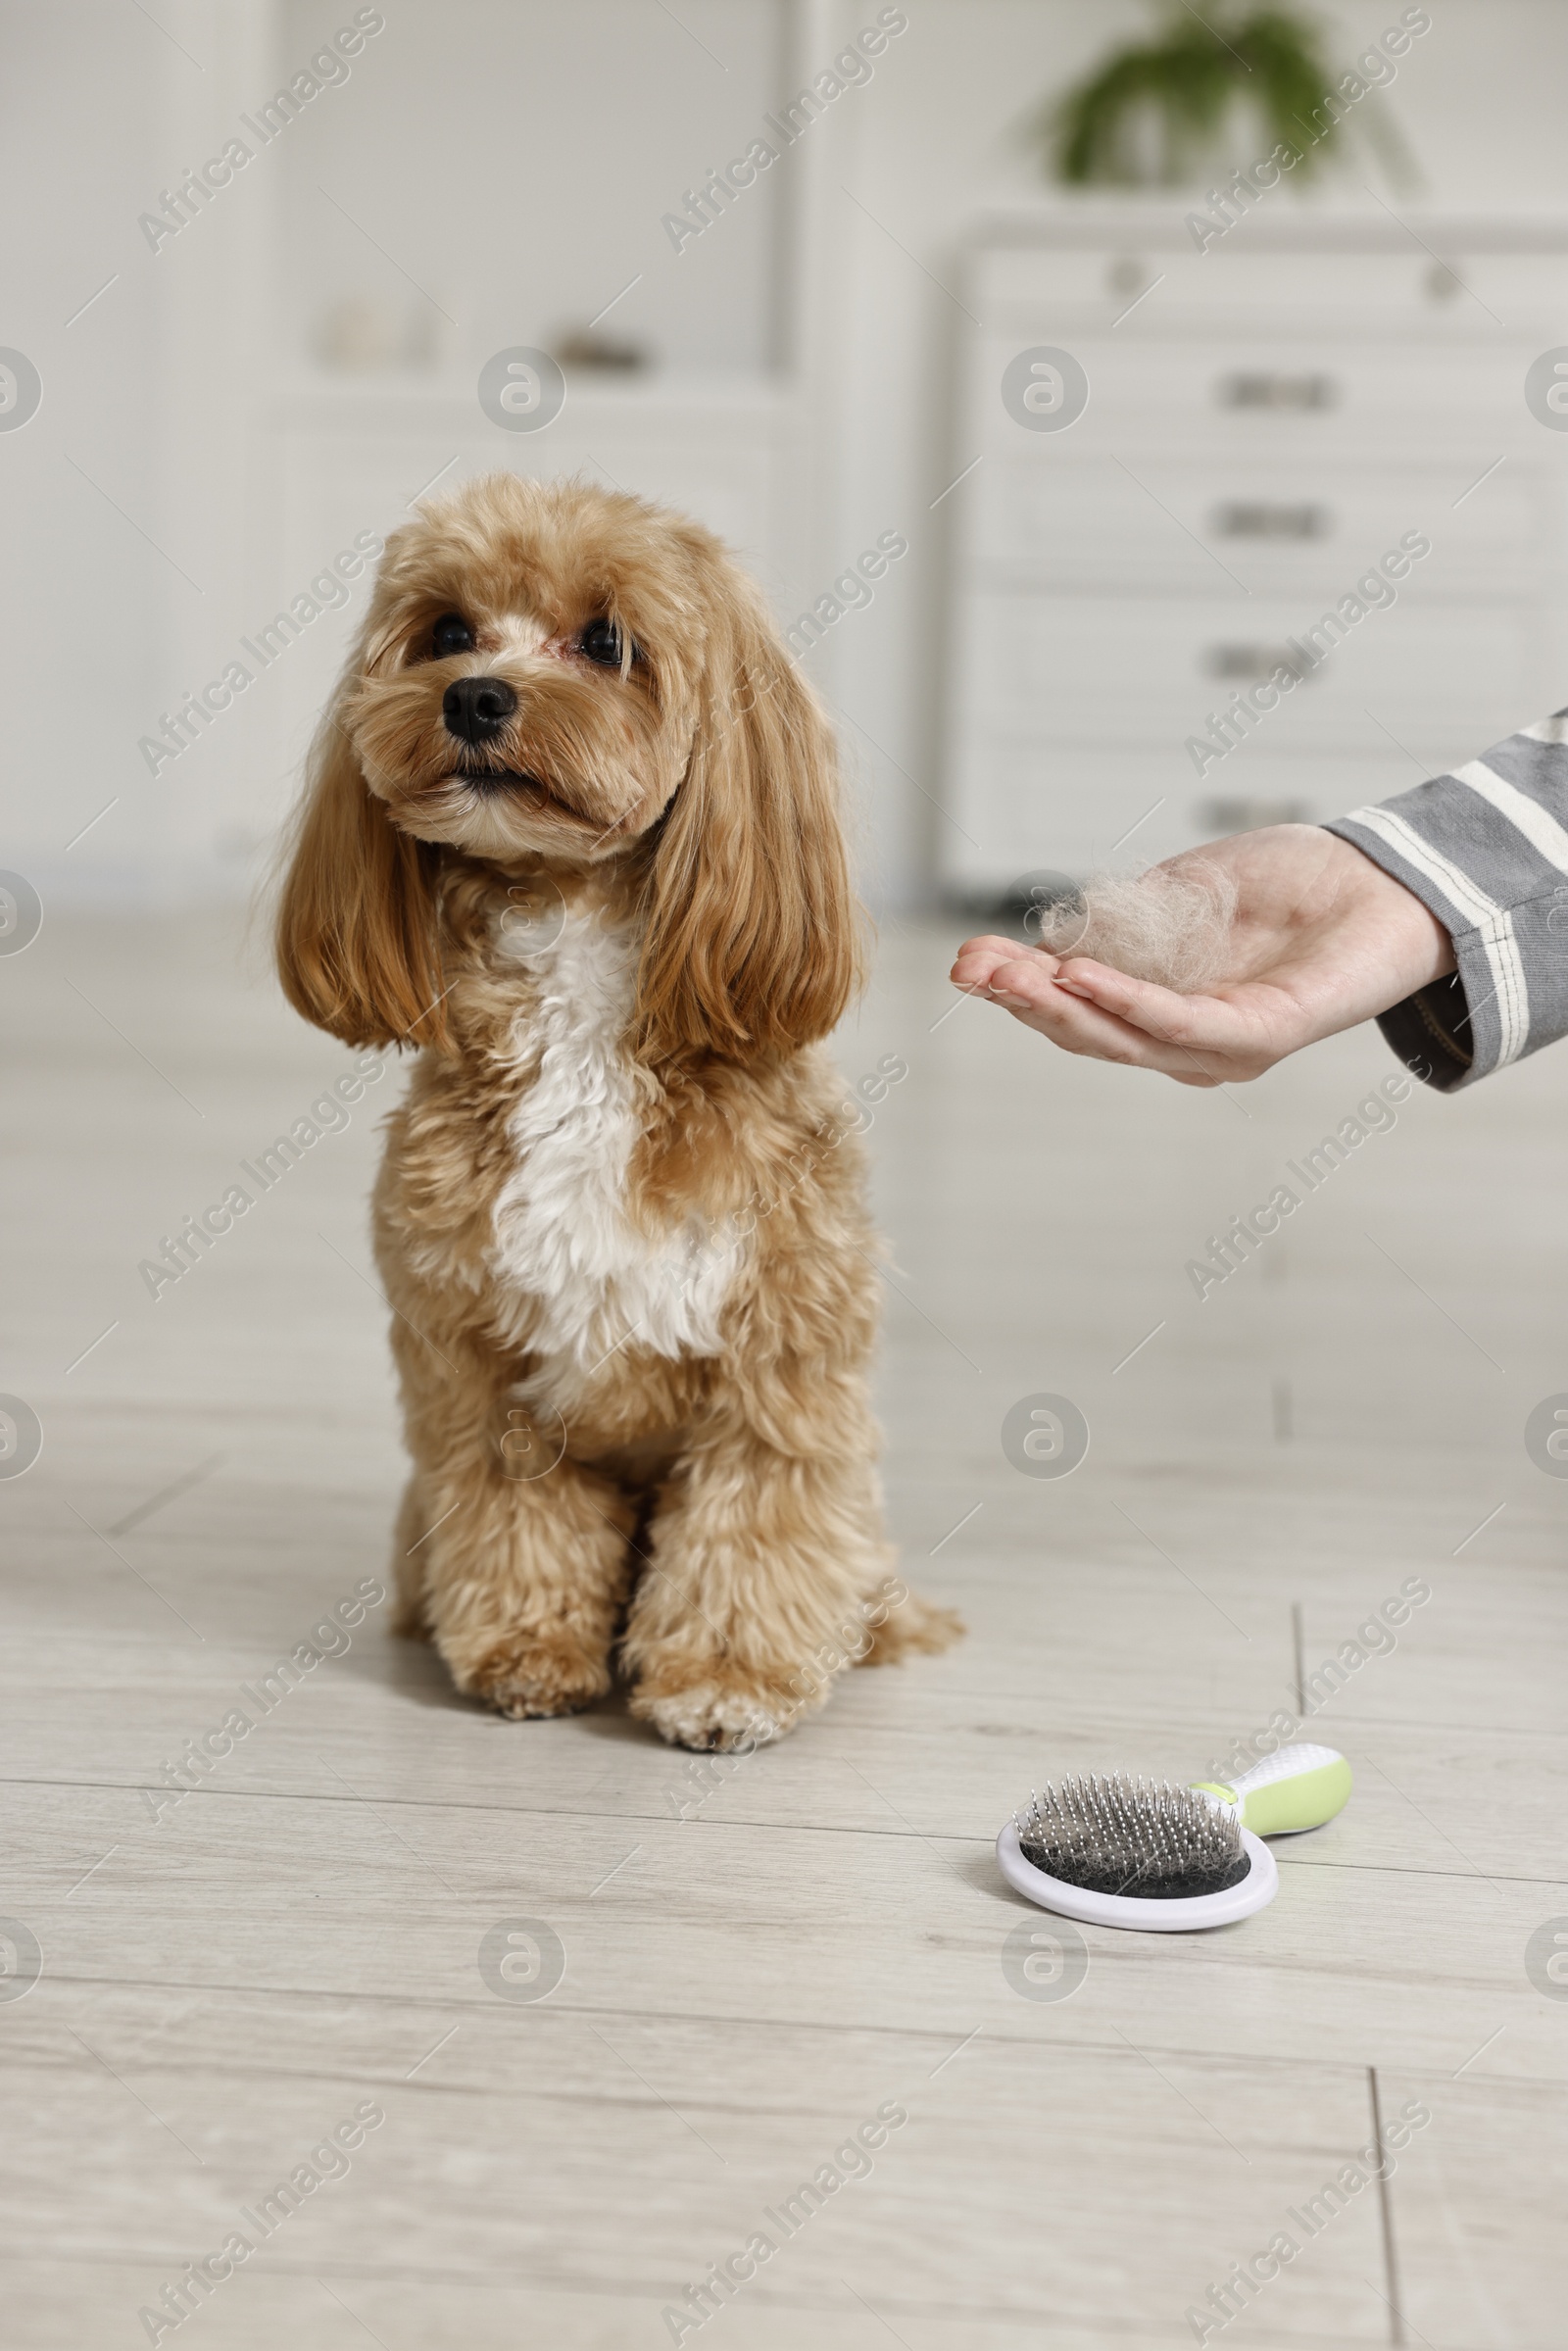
{"left": 3, "top": 909, "right": 1565, "bottom": 2351}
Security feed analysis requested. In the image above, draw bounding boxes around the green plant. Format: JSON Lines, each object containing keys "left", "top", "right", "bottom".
{"left": 1037, "top": 4, "right": 1399, "bottom": 189}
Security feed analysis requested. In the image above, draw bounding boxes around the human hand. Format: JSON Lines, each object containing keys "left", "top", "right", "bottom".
{"left": 949, "top": 826, "right": 1455, "bottom": 1086}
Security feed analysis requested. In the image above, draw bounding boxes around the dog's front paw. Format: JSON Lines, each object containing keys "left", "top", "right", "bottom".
{"left": 449, "top": 1628, "right": 612, "bottom": 1721}
{"left": 629, "top": 1660, "right": 821, "bottom": 1752}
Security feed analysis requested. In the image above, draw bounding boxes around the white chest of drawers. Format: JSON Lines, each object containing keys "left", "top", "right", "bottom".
{"left": 940, "top": 209, "right": 1568, "bottom": 901}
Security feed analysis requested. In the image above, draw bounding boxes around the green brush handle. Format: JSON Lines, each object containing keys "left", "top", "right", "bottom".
{"left": 1191, "top": 1742, "right": 1352, "bottom": 1837}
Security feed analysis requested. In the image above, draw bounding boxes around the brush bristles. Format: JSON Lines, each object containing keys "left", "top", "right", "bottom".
{"left": 1016, "top": 1774, "right": 1250, "bottom": 1901}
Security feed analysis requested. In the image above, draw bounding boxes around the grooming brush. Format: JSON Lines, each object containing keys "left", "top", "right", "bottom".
{"left": 996, "top": 1742, "right": 1351, "bottom": 1933}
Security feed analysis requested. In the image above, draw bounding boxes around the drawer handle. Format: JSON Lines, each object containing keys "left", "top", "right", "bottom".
{"left": 1211, "top": 501, "right": 1330, "bottom": 541}
{"left": 1217, "top": 371, "right": 1338, "bottom": 412}
{"left": 1202, "top": 643, "right": 1303, "bottom": 682}
{"left": 1200, "top": 794, "right": 1313, "bottom": 834}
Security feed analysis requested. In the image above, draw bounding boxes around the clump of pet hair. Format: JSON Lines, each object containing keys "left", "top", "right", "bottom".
{"left": 1026, "top": 861, "right": 1240, "bottom": 994}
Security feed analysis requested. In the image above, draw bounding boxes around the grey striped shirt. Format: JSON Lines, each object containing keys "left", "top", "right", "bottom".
{"left": 1325, "top": 710, "right": 1568, "bottom": 1090}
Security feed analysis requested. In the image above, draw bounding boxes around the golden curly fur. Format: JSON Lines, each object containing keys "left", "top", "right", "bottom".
{"left": 275, "top": 472, "right": 959, "bottom": 1748}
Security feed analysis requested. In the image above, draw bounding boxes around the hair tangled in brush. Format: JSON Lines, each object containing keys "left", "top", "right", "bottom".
{"left": 1017, "top": 1774, "right": 1249, "bottom": 1900}
{"left": 1027, "top": 861, "right": 1240, "bottom": 994}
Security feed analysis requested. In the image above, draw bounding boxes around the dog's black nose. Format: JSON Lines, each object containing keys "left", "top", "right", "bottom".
{"left": 442, "top": 674, "right": 517, "bottom": 745}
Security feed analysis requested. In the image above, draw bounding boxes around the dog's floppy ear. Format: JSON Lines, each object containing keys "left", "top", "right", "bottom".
{"left": 634, "top": 573, "right": 864, "bottom": 1063}
{"left": 274, "top": 687, "right": 450, "bottom": 1052}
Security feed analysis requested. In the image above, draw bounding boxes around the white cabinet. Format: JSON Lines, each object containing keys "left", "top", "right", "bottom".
{"left": 941, "top": 210, "right": 1568, "bottom": 897}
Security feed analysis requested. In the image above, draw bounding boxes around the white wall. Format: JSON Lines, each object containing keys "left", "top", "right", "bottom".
{"left": 5, "top": 0, "right": 1568, "bottom": 913}
{"left": 273, "top": 0, "right": 791, "bottom": 380}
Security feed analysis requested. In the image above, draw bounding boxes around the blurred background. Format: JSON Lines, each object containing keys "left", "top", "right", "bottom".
{"left": 8, "top": 22, "right": 1568, "bottom": 2341}
{"left": 8, "top": 0, "right": 1568, "bottom": 924}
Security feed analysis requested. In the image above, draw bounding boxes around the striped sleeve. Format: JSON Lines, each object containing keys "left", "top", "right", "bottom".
{"left": 1324, "top": 709, "right": 1568, "bottom": 1090}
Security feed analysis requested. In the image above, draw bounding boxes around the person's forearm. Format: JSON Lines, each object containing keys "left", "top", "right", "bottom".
{"left": 1325, "top": 712, "right": 1568, "bottom": 1087}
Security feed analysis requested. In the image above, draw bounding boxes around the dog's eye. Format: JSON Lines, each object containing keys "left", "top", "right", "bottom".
{"left": 430, "top": 612, "right": 475, "bottom": 659}
{"left": 578, "top": 616, "right": 631, "bottom": 669}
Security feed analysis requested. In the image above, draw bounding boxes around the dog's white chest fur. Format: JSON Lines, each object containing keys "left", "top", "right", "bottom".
{"left": 489, "top": 905, "right": 737, "bottom": 1381}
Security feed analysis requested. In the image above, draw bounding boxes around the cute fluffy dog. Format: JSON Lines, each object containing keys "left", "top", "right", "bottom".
{"left": 276, "top": 472, "right": 958, "bottom": 1749}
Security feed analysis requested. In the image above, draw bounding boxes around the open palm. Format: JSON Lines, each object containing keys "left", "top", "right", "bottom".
{"left": 949, "top": 826, "right": 1455, "bottom": 1085}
